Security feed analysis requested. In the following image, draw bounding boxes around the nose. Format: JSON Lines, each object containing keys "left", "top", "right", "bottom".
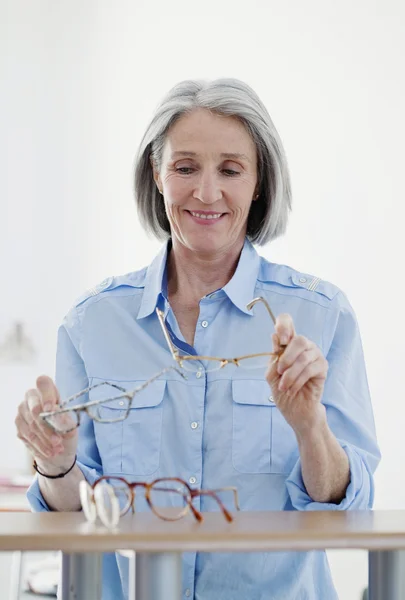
{"left": 192, "top": 171, "right": 222, "bottom": 204}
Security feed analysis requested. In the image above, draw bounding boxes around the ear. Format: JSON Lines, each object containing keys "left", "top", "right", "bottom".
{"left": 150, "top": 156, "right": 163, "bottom": 194}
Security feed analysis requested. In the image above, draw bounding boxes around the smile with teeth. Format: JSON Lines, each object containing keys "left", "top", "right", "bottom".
{"left": 189, "top": 211, "right": 223, "bottom": 220}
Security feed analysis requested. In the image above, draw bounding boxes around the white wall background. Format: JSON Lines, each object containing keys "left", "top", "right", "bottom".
{"left": 2, "top": 0, "right": 405, "bottom": 598}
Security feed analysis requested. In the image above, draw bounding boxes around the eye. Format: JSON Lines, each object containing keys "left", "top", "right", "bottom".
{"left": 175, "top": 167, "right": 194, "bottom": 174}
{"left": 222, "top": 169, "right": 240, "bottom": 176}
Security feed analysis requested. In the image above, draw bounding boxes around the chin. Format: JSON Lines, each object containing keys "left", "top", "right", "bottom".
{"left": 183, "top": 234, "right": 231, "bottom": 255}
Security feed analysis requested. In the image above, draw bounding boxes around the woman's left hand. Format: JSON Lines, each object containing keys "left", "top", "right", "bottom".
{"left": 266, "top": 313, "right": 329, "bottom": 436}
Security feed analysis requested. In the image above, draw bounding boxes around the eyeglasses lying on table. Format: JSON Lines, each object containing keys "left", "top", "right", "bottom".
{"left": 79, "top": 476, "right": 240, "bottom": 528}
{"left": 40, "top": 365, "right": 185, "bottom": 434}
{"left": 156, "top": 296, "right": 286, "bottom": 373}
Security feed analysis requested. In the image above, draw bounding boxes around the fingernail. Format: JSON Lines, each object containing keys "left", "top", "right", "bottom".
{"left": 51, "top": 436, "right": 60, "bottom": 445}
{"left": 278, "top": 381, "right": 284, "bottom": 391}
{"left": 280, "top": 335, "right": 288, "bottom": 345}
{"left": 44, "top": 403, "right": 53, "bottom": 412}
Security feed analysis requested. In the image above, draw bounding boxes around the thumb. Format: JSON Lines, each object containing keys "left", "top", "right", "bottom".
{"left": 266, "top": 334, "right": 282, "bottom": 386}
{"left": 36, "top": 375, "right": 60, "bottom": 412}
{"left": 272, "top": 332, "right": 281, "bottom": 355}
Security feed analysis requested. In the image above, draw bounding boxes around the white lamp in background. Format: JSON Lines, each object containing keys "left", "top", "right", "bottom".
{"left": 0, "top": 321, "right": 37, "bottom": 476}
{"left": 0, "top": 322, "right": 36, "bottom": 365}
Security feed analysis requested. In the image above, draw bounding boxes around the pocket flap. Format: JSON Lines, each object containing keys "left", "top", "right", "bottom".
{"left": 231, "top": 379, "right": 274, "bottom": 406}
{"left": 90, "top": 379, "right": 166, "bottom": 410}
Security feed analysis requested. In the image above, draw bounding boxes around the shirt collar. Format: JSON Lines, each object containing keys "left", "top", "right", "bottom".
{"left": 136, "top": 237, "right": 261, "bottom": 319}
{"left": 222, "top": 238, "right": 261, "bottom": 316}
{"left": 136, "top": 242, "right": 169, "bottom": 319}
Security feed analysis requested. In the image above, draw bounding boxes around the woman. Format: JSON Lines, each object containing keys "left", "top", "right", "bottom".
{"left": 16, "top": 78, "right": 380, "bottom": 600}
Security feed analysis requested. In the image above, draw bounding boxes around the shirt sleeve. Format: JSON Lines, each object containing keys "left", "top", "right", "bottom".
{"left": 27, "top": 308, "right": 103, "bottom": 512}
{"left": 286, "top": 291, "right": 381, "bottom": 511}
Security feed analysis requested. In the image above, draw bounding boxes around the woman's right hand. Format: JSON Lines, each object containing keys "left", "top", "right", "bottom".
{"left": 15, "top": 375, "right": 78, "bottom": 473}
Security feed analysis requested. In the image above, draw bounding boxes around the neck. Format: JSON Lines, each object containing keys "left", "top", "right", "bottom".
{"left": 167, "top": 237, "right": 245, "bottom": 305}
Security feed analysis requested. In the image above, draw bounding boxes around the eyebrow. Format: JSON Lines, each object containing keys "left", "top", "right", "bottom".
{"left": 170, "top": 151, "right": 251, "bottom": 163}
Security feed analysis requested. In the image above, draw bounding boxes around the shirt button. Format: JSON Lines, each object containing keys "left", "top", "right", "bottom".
{"left": 189, "top": 476, "right": 197, "bottom": 485}
{"left": 191, "top": 422, "right": 198, "bottom": 429}
{"left": 299, "top": 277, "right": 307, "bottom": 283}
{"left": 201, "top": 320, "right": 209, "bottom": 328}
{"left": 99, "top": 276, "right": 113, "bottom": 289}
{"left": 196, "top": 370, "right": 203, "bottom": 379}
{"left": 268, "top": 396, "right": 275, "bottom": 403}
{"left": 185, "top": 590, "right": 191, "bottom": 598}
{"left": 119, "top": 400, "right": 125, "bottom": 406}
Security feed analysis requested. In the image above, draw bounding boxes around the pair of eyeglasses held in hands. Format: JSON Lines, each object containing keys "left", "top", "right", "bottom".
{"left": 40, "top": 365, "right": 185, "bottom": 434}
{"left": 40, "top": 296, "right": 283, "bottom": 433}
{"left": 80, "top": 475, "right": 240, "bottom": 528}
{"left": 156, "top": 296, "right": 286, "bottom": 373}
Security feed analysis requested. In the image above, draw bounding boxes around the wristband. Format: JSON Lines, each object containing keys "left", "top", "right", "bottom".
{"left": 33, "top": 455, "right": 77, "bottom": 479}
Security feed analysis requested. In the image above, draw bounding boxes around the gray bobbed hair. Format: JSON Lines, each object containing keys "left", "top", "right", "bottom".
{"left": 134, "top": 78, "right": 292, "bottom": 245}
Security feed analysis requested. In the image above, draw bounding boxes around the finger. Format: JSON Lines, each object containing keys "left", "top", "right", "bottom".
{"left": 33, "top": 419, "right": 64, "bottom": 450}
{"left": 266, "top": 334, "right": 282, "bottom": 371}
{"left": 36, "top": 375, "right": 60, "bottom": 411}
{"left": 18, "top": 404, "right": 63, "bottom": 454}
{"left": 33, "top": 378, "right": 65, "bottom": 441}
{"left": 25, "top": 389, "right": 46, "bottom": 426}
{"left": 25, "top": 392, "right": 62, "bottom": 447}
{"left": 24, "top": 389, "right": 41, "bottom": 421}
{"left": 265, "top": 336, "right": 283, "bottom": 395}
{"left": 278, "top": 347, "right": 319, "bottom": 392}
{"left": 41, "top": 409, "right": 78, "bottom": 439}
{"left": 16, "top": 415, "right": 56, "bottom": 458}
{"left": 21, "top": 440, "right": 49, "bottom": 461}
{"left": 16, "top": 410, "right": 60, "bottom": 456}
{"left": 277, "top": 336, "right": 313, "bottom": 375}
{"left": 286, "top": 357, "right": 328, "bottom": 399}
{"left": 274, "top": 313, "right": 295, "bottom": 346}
{"left": 272, "top": 333, "right": 281, "bottom": 354}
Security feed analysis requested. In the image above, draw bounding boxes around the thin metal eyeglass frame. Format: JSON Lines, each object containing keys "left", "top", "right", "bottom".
{"left": 82, "top": 475, "right": 240, "bottom": 525}
{"left": 40, "top": 365, "right": 185, "bottom": 434}
{"left": 156, "top": 296, "right": 286, "bottom": 372}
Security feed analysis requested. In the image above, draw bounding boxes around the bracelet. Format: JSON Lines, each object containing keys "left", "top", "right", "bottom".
{"left": 33, "top": 455, "right": 77, "bottom": 479}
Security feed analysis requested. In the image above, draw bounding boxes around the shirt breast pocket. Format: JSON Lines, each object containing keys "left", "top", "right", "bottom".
{"left": 232, "top": 379, "right": 296, "bottom": 475}
{"left": 90, "top": 378, "right": 166, "bottom": 476}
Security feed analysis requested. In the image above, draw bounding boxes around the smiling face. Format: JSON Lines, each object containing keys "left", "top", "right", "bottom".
{"left": 153, "top": 108, "right": 258, "bottom": 257}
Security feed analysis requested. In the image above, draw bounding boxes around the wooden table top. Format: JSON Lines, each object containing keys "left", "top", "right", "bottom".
{"left": 1, "top": 510, "right": 405, "bottom": 553}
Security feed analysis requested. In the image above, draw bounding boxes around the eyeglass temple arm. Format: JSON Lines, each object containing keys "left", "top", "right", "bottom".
{"left": 127, "top": 365, "right": 184, "bottom": 401}
{"left": 246, "top": 297, "right": 287, "bottom": 351}
{"left": 246, "top": 297, "right": 276, "bottom": 324}
{"left": 194, "top": 489, "right": 237, "bottom": 522}
{"left": 58, "top": 381, "right": 128, "bottom": 409}
{"left": 209, "top": 487, "right": 241, "bottom": 511}
{"left": 156, "top": 308, "right": 181, "bottom": 360}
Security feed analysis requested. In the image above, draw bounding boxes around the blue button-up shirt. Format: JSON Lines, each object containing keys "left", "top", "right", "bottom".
{"left": 27, "top": 238, "right": 380, "bottom": 600}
